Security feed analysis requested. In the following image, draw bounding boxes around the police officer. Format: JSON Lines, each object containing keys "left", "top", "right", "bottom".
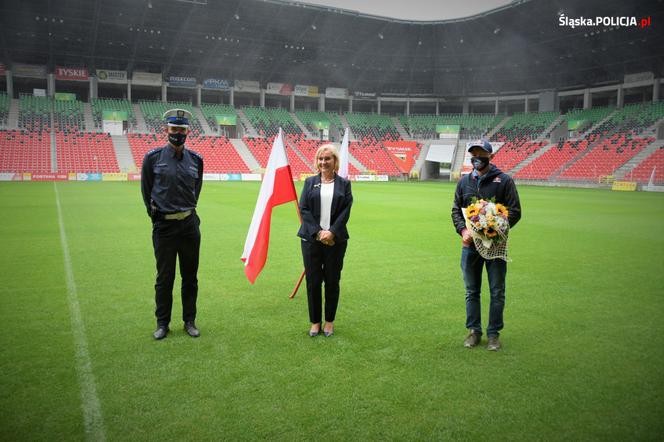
{"left": 141, "top": 109, "right": 204, "bottom": 340}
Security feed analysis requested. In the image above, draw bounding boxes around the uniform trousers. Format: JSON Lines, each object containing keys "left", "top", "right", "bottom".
{"left": 152, "top": 212, "right": 201, "bottom": 326}
{"left": 301, "top": 239, "right": 347, "bottom": 324}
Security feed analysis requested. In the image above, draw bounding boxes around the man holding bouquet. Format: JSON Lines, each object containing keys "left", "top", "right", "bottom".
{"left": 451, "top": 140, "right": 521, "bottom": 351}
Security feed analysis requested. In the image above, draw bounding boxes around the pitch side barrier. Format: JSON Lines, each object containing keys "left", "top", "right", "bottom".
{"left": 0, "top": 172, "right": 390, "bottom": 182}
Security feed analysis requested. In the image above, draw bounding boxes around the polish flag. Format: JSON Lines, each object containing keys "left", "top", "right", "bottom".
{"left": 338, "top": 127, "right": 350, "bottom": 179}
{"left": 241, "top": 129, "right": 298, "bottom": 283}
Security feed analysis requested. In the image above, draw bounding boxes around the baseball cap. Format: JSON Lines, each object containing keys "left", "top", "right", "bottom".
{"left": 466, "top": 139, "right": 493, "bottom": 153}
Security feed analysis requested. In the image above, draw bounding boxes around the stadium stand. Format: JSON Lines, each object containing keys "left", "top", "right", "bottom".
{"left": 200, "top": 104, "right": 237, "bottom": 136}
{"left": 561, "top": 106, "right": 614, "bottom": 134}
{"left": 513, "top": 139, "right": 590, "bottom": 180}
{"left": 289, "top": 136, "right": 363, "bottom": 174}
{"left": 54, "top": 98, "right": 84, "bottom": 133}
{"left": 243, "top": 135, "right": 312, "bottom": 178}
{"left": 127, "top": 133, "right": 163, "bottom": 167}
{"left": 0, "top": 92, "right": 9, "bottom": 126}
{"left": 91, "top": 98, "right": 136, "bottom": 130}
{"left": 621, "top": 101, "right": 664, "bottom": 134}
{"left": 19, "top": 94, "right": 52, "bottom": 132}
{"left": 295, "top": 110, "right": 344, "bottom": 135}
{"left": 400, "top": 114, "right": 502, "bottom": 139}
{"left": 349, "top": 140, "right": 401, "bottom": 176}
{"left": 491, "top": 140, "right": 547, "bottom": 173}
{"left": 55, "top": 132, "right": 119, "bottom": 172}
{"left": 344, "top": 112, "right": 401, "bottom": 142}
{"left": 242, "top": 107, "right": 302, "bottom": 138}
{"left": 492, "top": 111, "right": 558, "bottom": 141}
{"left": 184, "top": 136, "right": 250, "bottom": 173}
{"left": 627, "top": 146, "right": 664, "bottom": 184}
{"left": 586, "top": 103, "right": 647, "bottom": 140}
{"left": 130, "top": 133, "right": 252, "bottom": 173}
{"left": 139, "top": 100, "right": 204, "bottom": 135}
{"left": 0, "top": 129, "right": 51, "bottom": 173}
{"left": 558, "top": 133, "right": 654, "bottom": 181}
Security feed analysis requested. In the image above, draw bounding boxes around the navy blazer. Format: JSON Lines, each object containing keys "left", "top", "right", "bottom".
{"left": 297, "top": 173, "right": 353, "bottom": 242}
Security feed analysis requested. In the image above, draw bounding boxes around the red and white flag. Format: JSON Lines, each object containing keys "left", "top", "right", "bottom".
{"left": 241, "top": 129, "right": 298, "bottom": 284}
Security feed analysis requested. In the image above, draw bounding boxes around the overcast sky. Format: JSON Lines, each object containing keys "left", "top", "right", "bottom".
{"left": 298, "top": 0, "right": 515, "bottom": 21}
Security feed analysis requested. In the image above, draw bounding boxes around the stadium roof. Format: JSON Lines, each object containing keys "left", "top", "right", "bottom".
{"left": 1, "top": 0, "right": 663, "bottom": 96}
{"left": 294, "top": 0, "right": 514, "bottom": 22}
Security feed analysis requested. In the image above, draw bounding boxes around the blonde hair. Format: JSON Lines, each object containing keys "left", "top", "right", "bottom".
{"left": 314, "top": 143, "right": 340, "bottom": 173}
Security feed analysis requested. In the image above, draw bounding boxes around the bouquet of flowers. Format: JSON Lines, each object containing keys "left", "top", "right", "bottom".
{"left": 463, "top": 198, "right": 510, "bottom": 261}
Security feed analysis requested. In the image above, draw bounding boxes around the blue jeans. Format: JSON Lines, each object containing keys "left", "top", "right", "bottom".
{"left": 460, "top": 245, "right": 507, "bottom": 337}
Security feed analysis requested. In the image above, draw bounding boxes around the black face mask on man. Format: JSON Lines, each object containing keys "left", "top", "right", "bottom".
{"left": 168, "top": 132, "right": 187, "bottom": 147}
{"left": 471, "top": 156, "right": 490, "bottom": 171}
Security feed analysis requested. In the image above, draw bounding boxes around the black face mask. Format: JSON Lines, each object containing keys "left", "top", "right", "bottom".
{"left": 471, "top": 156, "right": 490, "bottom": 171}
{"left": 168, "top": 132, "right": 187, "bottom": 147}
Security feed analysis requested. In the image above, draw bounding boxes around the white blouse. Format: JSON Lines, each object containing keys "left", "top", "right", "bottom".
{"left": 319, "top": 182, "right": 334, "bottom": 230}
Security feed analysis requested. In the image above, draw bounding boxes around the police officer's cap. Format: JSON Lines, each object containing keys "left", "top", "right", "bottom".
{"left": 163, "top": 109, "right": 192, "bottom": 128}
{"left": 467, "top": 139, "right": 493, "bottom": 154}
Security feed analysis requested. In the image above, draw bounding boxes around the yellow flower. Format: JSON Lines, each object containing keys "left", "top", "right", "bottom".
{"left": 485, "top": 228, "right": 498, "bottom": 238}
{"left": 495, "top": 203, "right": 509, "bottom": 217}
{"left": 466, "top": 205, "right": 480, "bottom": 217}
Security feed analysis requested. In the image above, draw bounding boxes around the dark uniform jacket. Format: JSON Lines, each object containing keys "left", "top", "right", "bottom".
{"left": 297, "top": 174, "right": 353, "bottom": 242}
{"left": 141, "top": 145, "right": 204, "bottom": 216}
{"left": 451, "top": 164, "right": 521, "bottom": 235}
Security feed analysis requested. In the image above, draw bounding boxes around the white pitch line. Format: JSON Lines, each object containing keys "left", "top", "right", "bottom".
{"left": 54, "top": 182, "right": 106, "bottom": 442}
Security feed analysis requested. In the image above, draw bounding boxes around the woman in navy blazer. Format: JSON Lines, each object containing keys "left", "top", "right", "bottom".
{"left": 297, "top": 144, "right": 353, "bottom": 337}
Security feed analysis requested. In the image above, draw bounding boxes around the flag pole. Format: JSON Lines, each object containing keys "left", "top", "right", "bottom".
{"left": 289, "top": 269, "right": 306, "bottom": 299}
{"left": 290, "top": 186, "right": 305, "bottom": 299}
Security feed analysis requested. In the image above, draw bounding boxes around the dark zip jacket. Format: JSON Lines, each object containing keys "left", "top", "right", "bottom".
{"left": 451, "top": 164, "right": 522, "bottom": 235}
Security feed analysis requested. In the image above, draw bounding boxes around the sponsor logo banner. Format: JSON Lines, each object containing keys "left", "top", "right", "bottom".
{"left": 215, "top": 114, "right": 237, "bottom": 126}
{"left": 218, "top": 174, "right": 244, "bottom": 181}
{"left": 240, "top": 173, "right": 261, "bottom": 181}
{"left": 167, "top": 76, "right": 197, "bottom": 88}
{"left": 203, "top": 173, "right": 221, "bottom": 181}
{"left": 294, "top": 85, "right": 319, "bottom": 97}
{"left": 102, "top": 110, "right": 128, "bottom": 121}
{"left": 77, "top": 173, "right": 102, "bottom": 181}
{"left": 202, "top": 78, "right": 232, "bottom": 90}
{"left": 102, "top": 173, "right": 128, "bottom": 181}
{"left": 325, "top": 87, "right": 348, "bottom": 99}
{"left": 384, "top": 141, "right": 419, "bottom": 173}
{"left": 0, "top": 173, "right": 22, "bottom": 181}
{"left": 266, "top": 82, "right": 294, "bottom": 95}
{"left": 132, "top": 71, "right": 162, "bottom": 86}
{"left": 127, "top": 173, "right": 141, "bottom": 181}
{"left": 612, "top": 181, "right": 637, "bottom": 191}
{"left": 56, "top": 66, "right": 89, "bottom": 81}
{"left": 31, "top": 173, "right": 68, "bottom": 181}
{"left": 354, "top": 91, "right": 376, "bottom": 98}
{"left": 55, "top": 93, "right": 76, "bottom": 101}
{"left": 567, "top": 119, "right": 587, "bottom": 130}
{"left": 14, "top": 63, "right": 47, "bottom": 78}
{"left": 22, "top": 173, "right": 32, "bottom": 181}
{"left": 234, "top": 80, "right": 260, "bottom": 93}
{"left": 68, "top": 173, "right": 78, "bottom": 181}
{"left": 436, "top": 124, "right": 460, "bottom": 136}
{"left": 96, "top": 69, "right": 127, "bottom": 84}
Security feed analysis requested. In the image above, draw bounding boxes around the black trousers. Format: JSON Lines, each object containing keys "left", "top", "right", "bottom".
{"left": 301, "top": 239, "right": 347, "bottom": 324}
{"left": 152, "top": 213, "right": 201, "bottom": 326}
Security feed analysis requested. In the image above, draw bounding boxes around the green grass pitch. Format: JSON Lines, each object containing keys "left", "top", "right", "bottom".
{"left": 0, "top": 181, "right": 663, "bottom": 440}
